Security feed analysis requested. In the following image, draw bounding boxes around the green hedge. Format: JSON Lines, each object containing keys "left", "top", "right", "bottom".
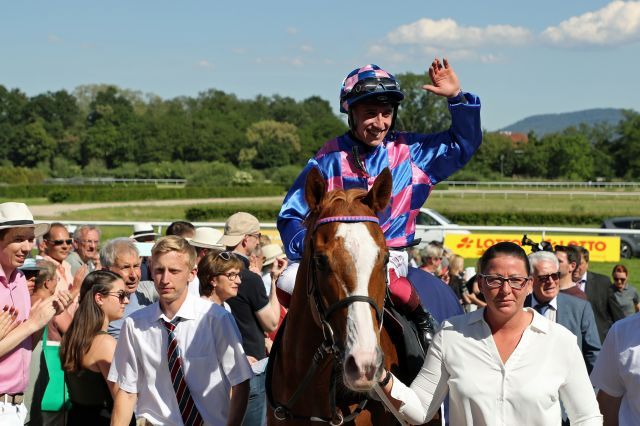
{"left": 0, "top": 184, "right": 285, "bottom": 203}
{"left": 440, "top": 211, "right": 608, "bottom": 226}
{"left": 186, "top": 205, "right": 282, "bottom": 222}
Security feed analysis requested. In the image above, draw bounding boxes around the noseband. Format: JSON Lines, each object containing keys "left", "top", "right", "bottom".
{"left": 266, "top": 215, "right": 386, "bottom": 425}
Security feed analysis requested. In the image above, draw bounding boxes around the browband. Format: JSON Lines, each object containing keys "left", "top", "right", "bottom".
{"left": 313, "top": 215, "right": 379, "bottom": 231}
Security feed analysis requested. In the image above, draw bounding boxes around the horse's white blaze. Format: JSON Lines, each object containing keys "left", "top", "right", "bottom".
{"left": 336, "top": 223, "right": 380, "bottom": 365}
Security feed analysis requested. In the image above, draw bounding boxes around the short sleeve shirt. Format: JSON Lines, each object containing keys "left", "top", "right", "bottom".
{"left": 590, "top": 312, "right": 640, "bottom": 425}
{"left": 108, "top": 294, "right": 253, "bottom": 425}
{"left": 0, "top": 266, "right": 31, "bottom": 393}
{"left": 226, "top": 255, "right": 269, "bottom": 359}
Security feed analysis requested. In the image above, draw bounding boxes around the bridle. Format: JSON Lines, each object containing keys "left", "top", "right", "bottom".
{"left": 266, "top": 215, "right": 387, "bottom": 425}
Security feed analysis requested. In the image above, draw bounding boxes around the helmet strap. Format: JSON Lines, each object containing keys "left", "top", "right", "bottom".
{"left": 347, "top": 107, "right": 356, "bottom": 136}
{"left": 390, "top": 105, "right": 399, "bottom": 132}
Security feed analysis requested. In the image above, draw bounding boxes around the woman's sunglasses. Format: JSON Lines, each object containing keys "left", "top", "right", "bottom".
{"left": 106, "top": 291, "right": 129, "bottom": 303}
{"left": 216, "top": 251, "right": 234, "bottom": 261}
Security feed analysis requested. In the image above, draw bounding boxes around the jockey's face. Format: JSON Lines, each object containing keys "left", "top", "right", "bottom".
{"left": 351, "top": 102, "right": 393, "bottom": 147}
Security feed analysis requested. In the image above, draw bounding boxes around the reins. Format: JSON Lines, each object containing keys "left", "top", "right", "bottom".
{"left": 266, "top": 215, "right": 385, "bottom": 425}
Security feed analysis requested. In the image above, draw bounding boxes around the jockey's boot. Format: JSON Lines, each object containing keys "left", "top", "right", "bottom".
{"left": 407, "top": 304, "right": 437, "bottom": 356}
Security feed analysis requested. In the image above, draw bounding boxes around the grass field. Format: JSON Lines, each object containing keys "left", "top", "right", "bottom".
{"left": 426, "top": 191, "right": 640, "bottom": 217}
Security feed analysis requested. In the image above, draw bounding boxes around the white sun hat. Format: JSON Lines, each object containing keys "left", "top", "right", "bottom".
{"left": 0, "top": 202, "right": 49, "bottom": 237}
{"left": 186, "top": 227, "right": 224, "bottom": 250}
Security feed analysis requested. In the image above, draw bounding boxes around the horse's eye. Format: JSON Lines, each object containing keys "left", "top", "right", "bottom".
{"left": 313, "top": 255, "right": 330, "bottom": 271}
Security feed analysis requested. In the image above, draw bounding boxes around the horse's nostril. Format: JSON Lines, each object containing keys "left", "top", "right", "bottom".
{"left": 344, "top": 355, "right": 358, "bottom": 375}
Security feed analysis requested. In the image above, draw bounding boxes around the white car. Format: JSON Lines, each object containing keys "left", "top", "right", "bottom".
{"left": 414, "top": 208, "right": 469, "bottom": 245}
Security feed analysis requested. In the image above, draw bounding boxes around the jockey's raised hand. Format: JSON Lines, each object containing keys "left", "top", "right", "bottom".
{"left": 423, "top": 57, "right": 461, "bottom": 98}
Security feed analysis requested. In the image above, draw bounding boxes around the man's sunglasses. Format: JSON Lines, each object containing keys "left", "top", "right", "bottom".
{"left": 47, "top": 239, "right": 73, "bottom": 246}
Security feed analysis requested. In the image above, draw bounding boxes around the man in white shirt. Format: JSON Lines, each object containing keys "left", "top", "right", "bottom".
{"left": 109, "top": 236, "right": 252, "bottom": 425}
{"left": 590, "top": 312, "right": 640, "bottom": 425}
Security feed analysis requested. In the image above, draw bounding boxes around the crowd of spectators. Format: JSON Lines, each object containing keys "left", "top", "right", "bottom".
{"left": 1, "top": 201, "right": 639, "bottom": 425}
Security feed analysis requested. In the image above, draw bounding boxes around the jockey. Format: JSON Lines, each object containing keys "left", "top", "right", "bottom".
{"left": 277, "top": 59, "right": 482, "bottom": 352}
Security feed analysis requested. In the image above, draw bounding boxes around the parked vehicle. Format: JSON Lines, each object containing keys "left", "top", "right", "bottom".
{"left": 415, "top": 208, "right": 469, "bottom": 245}
{"left": 601, "top": 217, "right": 640, "bottom": 259}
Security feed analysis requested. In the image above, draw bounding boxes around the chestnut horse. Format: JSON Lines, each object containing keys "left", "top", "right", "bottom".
{"left": 267, "top": 167, "right": 403, "bottom": 425}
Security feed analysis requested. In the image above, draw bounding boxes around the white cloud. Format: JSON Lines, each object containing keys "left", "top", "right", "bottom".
{"left": 386, "top": 18, "right": 532, "bottom": 48}
{"left": 300, "top": 44, "right": 313, "bottom": 52}
{"left": 48, "top": 34, "right": 62, "bottom": 44}
{"left": 286, "top": 27, "right": 298, "bottom": 35}
{"left": 195, "top": 60, "right": 214, "bottom": 70}
{"left": 541, "top": 1, "right": 640, "bottom": 46}
{"left": 231, "top": 47, "right": 247, "bottom": 55}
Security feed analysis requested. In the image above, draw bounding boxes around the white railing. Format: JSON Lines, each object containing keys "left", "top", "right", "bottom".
{"left": 43, "top": 178, "right": 187, "bottom": 185}
{"left": 445, "top": 181, "right": 640, "bottom": 189}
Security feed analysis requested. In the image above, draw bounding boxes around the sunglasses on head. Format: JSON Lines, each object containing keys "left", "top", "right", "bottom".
{"left": 47, "top": 239, "right": 73, "bottom": 246}
{"left": 216, "top": 251, "right": 234, "bottom": 261}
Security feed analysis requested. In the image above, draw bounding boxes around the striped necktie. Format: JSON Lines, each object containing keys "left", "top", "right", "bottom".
{"left": 161, "top": 318, "right": 204, "bottom": 426}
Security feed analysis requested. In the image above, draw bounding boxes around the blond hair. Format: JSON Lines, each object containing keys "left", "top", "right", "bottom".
{"left": 449, "top": 254, "right": 465, "bottom": 276}
{"left": 151, "top": 236, "right": 197, "bottom": 268}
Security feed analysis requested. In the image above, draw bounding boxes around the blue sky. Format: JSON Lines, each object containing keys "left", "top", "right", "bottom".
{"left": 2, "top": 0, "right": 639, "bottom": 130}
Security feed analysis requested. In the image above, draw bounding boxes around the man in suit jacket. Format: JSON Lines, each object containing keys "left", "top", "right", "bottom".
{"left": 571, "top": 245, "right": 613, "bottom": 343}
{"left": 527, "top": 251, "right": 601, "bottom": 373}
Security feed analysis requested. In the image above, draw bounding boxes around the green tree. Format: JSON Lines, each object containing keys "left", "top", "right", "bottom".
{"left": 9, "top": 119, "right": 56, "bottom": 167}
{"left": 245, "top": 120, "right": 300, "bottom": 169}
{"left": 610, "top": 110, "right": 640, "bottom": 179}
{"left": 0, "top": 86, "right": 29, "bottom": 161}
{"left": 395, "top": 72, "right": 450, "bottom": 134}
{"left": 81, "top": 87, "right": 136, "bottom": 167}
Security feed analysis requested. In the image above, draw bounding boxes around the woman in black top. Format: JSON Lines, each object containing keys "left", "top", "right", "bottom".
{"left": 60, "top": 270, "right": 134, "bottom": 425}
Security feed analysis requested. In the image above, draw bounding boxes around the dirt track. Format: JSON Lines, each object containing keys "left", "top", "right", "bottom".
{"left": 29, "top": 196, "right": 285, "bottom": 218}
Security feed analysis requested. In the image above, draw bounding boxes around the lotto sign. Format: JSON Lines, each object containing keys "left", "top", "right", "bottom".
{"left": 444, "top": 233, "right": 620, "bottom": 262}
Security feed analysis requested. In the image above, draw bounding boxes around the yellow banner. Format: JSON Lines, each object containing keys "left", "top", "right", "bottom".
{"left": 444, "top": 233, "right": 620, "bottom": 262}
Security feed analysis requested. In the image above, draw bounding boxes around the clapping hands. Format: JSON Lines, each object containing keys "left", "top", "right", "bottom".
{"left": 0, "top": 305, "right": 20, "bottom": 340}
{"left": 270, "top": 257, "right": 288, "bottom": 282}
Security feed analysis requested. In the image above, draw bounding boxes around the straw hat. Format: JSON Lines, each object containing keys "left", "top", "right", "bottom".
{"left": 0, "top": 202, "right": 49, "bottom": 237}
{"left": 129, "top": 223, "right": 158, "bottom": 239}
{"left": 262, "top": 243, "right": 286, "bottom": 267}
{"left": 187, "top": 227, "right": 224, "bottom": 250}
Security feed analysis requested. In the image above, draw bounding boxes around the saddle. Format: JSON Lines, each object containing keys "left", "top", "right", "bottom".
{"left": 382, "top": 300, "right": 427, "bottom": 385}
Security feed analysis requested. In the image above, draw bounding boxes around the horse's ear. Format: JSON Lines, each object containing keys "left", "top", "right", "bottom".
{"left": 364, "top": 168, "right": 392, "bottom": 213}
{"left": 305, "top": 167, "right": 326, "bottom": 211}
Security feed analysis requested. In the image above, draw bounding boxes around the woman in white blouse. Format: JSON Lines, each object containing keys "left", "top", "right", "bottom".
{"left": 378, "top": 241, "right": 602, "bottom": 425}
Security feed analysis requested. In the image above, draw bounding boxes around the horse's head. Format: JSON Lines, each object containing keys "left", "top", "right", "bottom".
{"left": 303, "top": 167, "right": 392, "bottom": 392}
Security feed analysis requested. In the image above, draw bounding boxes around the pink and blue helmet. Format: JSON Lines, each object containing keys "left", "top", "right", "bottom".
{"left": 339, "top": 64, "right": 405, "bottom": 114}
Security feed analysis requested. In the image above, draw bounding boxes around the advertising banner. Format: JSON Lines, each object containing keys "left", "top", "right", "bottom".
{"left": 444, "top": 233, "right": 620, "bottom": 262}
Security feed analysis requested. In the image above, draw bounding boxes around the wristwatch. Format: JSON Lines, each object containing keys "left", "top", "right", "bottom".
{"left": 447, "top": 90, "right": 468, "bottom": 104}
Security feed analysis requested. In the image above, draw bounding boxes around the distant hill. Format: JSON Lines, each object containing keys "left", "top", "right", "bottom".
{"left": 500, "top": 108, "right": 625, "bottom": 136}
